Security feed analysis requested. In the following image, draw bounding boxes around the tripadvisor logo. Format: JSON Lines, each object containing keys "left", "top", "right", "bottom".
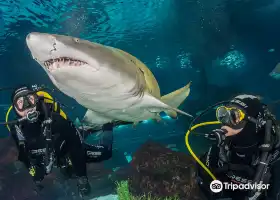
{"left": 210, "top": 180, "right": 270, "bottom": 193}
{"left": 210, "top": 180, "right": 223, "bottom": 193}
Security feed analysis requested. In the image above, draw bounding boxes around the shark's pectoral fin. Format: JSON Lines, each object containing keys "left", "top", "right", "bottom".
{"left": 160, "top": 81, "right": 191, "bottom": 118}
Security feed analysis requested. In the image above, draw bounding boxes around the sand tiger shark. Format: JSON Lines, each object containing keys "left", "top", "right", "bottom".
{"left": 25, "top": 32, "right": 193, "bottom": 128}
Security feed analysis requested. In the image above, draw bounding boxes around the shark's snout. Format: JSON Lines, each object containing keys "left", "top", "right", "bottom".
{"left": 26, "top": 32, "right": 57, "bottom": 63}
{"left": 26, "top": 32, "right": 90, "bottom": 73}
{"left": 26, "top": 32, "right": 56, "bottom": 44}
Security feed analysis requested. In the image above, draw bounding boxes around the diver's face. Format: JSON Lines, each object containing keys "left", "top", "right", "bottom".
{"left": 232, "top": 110, "right": 241, "bottom": 124}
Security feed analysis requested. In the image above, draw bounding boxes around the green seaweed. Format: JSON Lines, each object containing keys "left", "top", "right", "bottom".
{"left": 116, "top": 181, "right": 179, "bottom": 200}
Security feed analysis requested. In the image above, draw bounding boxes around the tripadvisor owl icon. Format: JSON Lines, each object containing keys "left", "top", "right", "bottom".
{"left": 210, "top": 180, "right": 223, "bottom": 193}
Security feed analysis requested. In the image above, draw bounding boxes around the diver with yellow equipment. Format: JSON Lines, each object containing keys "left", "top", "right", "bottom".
{"left": 1, "top": 85, "right": 91, "bottom": 197}
{"left": 186, "top": 94, "right": 280, "bottom": 200}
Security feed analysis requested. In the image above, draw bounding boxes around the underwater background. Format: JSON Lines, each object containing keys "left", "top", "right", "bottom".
{"left": 1, "top": 0, "right": 280, "bottom": 199}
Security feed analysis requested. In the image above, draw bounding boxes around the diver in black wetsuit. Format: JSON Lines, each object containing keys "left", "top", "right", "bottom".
{"left": 196, "top": 95, "right": 280, "bottom": 200}
{"left": 9, "top": 86, "right": 91, "bottom": 196}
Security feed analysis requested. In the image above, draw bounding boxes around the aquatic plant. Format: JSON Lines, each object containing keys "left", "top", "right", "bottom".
{"left": 116, "top": 181, "right": 179, "bottom": 200}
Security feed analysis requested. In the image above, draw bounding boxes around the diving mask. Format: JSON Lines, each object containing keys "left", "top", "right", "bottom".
{"left": 13, "top": 92, "right": 38, "bottom": 112}
{"left": 216, "top": 106, "right": 246, "bottom": 128}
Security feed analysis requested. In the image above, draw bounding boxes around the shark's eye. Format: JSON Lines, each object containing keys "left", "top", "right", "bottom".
{"left": 74, "top": 38, "right": 79, "bottom": 43}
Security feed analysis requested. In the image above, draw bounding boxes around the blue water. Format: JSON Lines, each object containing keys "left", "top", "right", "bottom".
{"left": 1, "top": 0, "right": 280, "bottom": 199}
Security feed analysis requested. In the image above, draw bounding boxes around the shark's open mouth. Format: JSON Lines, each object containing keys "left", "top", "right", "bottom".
{"left": 43, "top": 57, "right": 88, "bottom": 71}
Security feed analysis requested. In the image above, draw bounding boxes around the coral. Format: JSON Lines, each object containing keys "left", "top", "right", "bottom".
{"left": 126, "top": 140, "right": 206, "bottom": 200}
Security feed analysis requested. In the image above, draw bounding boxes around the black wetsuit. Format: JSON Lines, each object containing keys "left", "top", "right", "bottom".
{"left": 197, "top": 125, "right": 280, "bottom": 200}
{"left": 10, "top": 102, "right": 87, "bottom": 182}
{"left": 82, "top": 122, "right": 114, "bottom": 163}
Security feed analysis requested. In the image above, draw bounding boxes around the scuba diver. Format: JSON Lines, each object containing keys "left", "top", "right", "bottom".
{"left": 4, "top": 85, "right": 91, "bottom": 197}
{"left": 195, "top": 94, "right": 280, "bottom": 200}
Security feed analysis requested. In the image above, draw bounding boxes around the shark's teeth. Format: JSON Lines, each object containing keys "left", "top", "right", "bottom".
{"left": 43, "top": 57, "right": 87, "bottom": 70}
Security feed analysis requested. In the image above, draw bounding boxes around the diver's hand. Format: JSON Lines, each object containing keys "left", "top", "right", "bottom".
{"left": 205, "top": 129, "right": 227, "bottom": 146}
{"left": 221, "top": 125, "right": 243, "bottom": 136}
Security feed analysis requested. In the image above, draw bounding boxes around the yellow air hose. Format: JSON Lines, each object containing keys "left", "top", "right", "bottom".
{"left": 185, "top": 121, "right": 222, "bottom": 180}
{"left": 5, "top": 105, "right": 13, "bottom": 132}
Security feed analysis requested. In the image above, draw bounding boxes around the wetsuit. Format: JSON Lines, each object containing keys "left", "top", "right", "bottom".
{"left": 10, "top": 102, "right": 87, "bottom": 183}
{"left": 82, "top": 122, "right": 114, "bottom": 163}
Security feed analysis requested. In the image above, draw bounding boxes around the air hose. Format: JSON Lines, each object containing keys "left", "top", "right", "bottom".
{"left": 185, "top": 120, "right": 221, "bottom": 180}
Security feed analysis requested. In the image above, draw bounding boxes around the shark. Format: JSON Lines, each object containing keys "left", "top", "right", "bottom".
{"left": 25, "top": 32, "right": 193, "bottom": 128}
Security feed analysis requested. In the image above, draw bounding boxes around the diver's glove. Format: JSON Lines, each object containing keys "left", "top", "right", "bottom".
{"left": 205, "top": 129, "right": 227, "bottom": 146}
